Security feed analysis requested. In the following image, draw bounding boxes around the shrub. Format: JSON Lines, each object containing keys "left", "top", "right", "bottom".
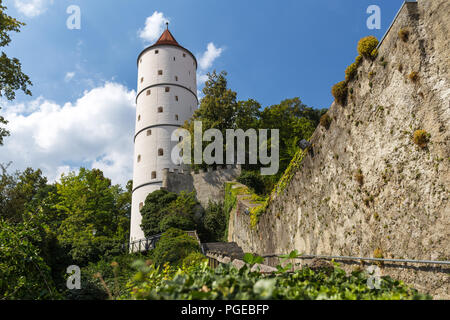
{"left": 371, "top": 48, "right": 379, "bottom": 60}
{"left": 345, "top": 63, "right": 358, "bottom": 82}
{"left": 413, "top": 130, "right": 430, "bottom": 148}
{"left": 202, "top": 201, "right": 227, "bottom": 242}
{"left": 152, "top": 228, "right": 201, "bottom": 267}
{"left": 331, "top": 81, "right": 348, "bottom": 105}
{"left": 357, "top": 36, "right": 379, "bottom": 59}
{"left": 237, "top": 170, "right": 266, "bottom": 195}
{"left": 182, "top": 252, "right": 207, "bottom": 268}
{"left": 159, "top": 213, "right": 196, "bottom": 233}
{"left": 398, "top": 28, "right": 410, "bottom": 42}
{"left": 409, "top": 71, "right": 419, "bottom": 82}
{"left": 320, "top": 114, "right": 332, "bottom": 130}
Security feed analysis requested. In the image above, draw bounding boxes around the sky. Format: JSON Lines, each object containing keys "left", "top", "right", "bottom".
{"left": 0, "top": 0, "right": 406, "bottom": 186}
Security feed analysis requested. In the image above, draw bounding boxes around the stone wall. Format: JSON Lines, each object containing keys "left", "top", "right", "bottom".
{"left": 162, "top": 165, "right": 241, "bottom": 207}
{"left": 228, "top": 0, "right": 449, "bottom": 299}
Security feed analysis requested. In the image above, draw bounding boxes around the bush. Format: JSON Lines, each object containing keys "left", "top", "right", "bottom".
{"left": 159, "top": 213, "right": 196, "bottom": 233}
{"left": 357, "top": 36, "right": 379, "bottom": 59}
{"left": 413, "top": 130, "right": 430, "bottom": 148}
{"left": 140, "top": 189, "right": 179, "bottom": 237}
{"left": 320, "top": 114, "right": 332, "bottom": 130}
{"left": 152, "top": 228, "right": 201, "bottom": 267}
{"left": 128, "top": 261, "right": 431, "bottom": 300}
{"left": 398, "top": 28, "right": 410, "bottom": 42}
{"left": 237, "top": 170, "right": 266, "bottom": 195}
{"left": 182, "top": 252, "right": 207, "bottom": 268}
{"left": 202, "top": 201, "right": 227, "bottom": 242}
{"left": 345, "top": 62, "right": 359, "bottom": 82}
{"left": 331, "top": 81, "right": 348, "bottom": 105}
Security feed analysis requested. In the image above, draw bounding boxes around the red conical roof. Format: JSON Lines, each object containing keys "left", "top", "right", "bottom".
{"left": 154, "top": 28, "right": 179, "bottom": 46}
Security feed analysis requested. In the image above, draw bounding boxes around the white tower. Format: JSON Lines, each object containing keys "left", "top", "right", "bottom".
{"left": 130, "top": 25, "right": 197, "bottom": 244}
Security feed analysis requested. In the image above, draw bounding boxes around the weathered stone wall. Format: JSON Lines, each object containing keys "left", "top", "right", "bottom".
{"left": 163, "top": 165, "right": 241, "bottom": 207}
{"left": 229, "top": 0, "right": 449, "bottom": 299}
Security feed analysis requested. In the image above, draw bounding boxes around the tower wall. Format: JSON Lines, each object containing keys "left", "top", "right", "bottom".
{"left": 130, "top": 42, "right": 197, "bottom": 243}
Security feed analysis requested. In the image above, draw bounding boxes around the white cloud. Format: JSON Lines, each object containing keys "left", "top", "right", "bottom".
{"left": 13, "top": 0, "right": 53, "bottom": 18}
{"left": 198, "top": 42, "right": 223, "bottom": 70}
{"left": 138, "top": 11, "right": 169, "bottom": 43}
{"left": 0, "top": 82, "right": 136, "bottom": 186}
{"left": 65, "top": 72, "right": 75, "bottom": 82}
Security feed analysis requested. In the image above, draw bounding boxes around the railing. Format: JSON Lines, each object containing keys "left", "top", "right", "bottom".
{"left": 128, "top": 230, "right": 201, "bottom": 253}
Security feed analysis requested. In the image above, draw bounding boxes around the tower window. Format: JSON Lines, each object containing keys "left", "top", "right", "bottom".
{"left": 180, "top": 150, "right": 183, "bottom": 157}
{"left": 175, "top": 76, "right": 178, "bottom": 81}
{"left": 158, "top": 148, "right": 164, "bottom": 156}
{"left": 179, "top": 136, "right": 183, "bottom": 142}
{"left": 158, "top": 107, "right": 163, "bottom": 113}
{"left": 151, "top": 171, "right": 156, "bottom": 179}
{"left": 138, "top": 115, "right": 141, "bottom": 121}
{"left": 175, "top": 114, "right": 179, "bottom": 121}
{"left": 183, "top": 53, "right": 186, "bottom": 57}
{"left": 175, "top": 96, "right": 179, "bottom": 101}
{"left": 139, "top": 202, "right": 144, "bottom": 210}
{"left": 146, "top": 129, "right": 152, "bottom": 136}
{"left": 158, "top": 70, "right": 163, "bottom": 75}
{"left": 173, "top": 57, "right": 176, "bottom": 61}
{"left": 146, "top": 89, "right": 151, "bottom": 96}
{"left": 141, "top": 77, "right": 144, "bottom": 83}
{"left": 137, "top": 155, "right": 141, "bottom": 163}
{"left": 139, "top": 59, "right": 142, "bottom": 64}
{"left": 155, "top": 50, "right": 159, "bottom": 54}
{"left": 165, "top": 87, "right": 170, "bottom": 92}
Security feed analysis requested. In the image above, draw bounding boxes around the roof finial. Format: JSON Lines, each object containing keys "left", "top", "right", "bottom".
{"left": 166, "top": 22, "right": 169, "bottom": 30}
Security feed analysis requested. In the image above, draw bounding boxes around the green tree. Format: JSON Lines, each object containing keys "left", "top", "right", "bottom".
{"left": 55, "top": 168, "right": 129, "bottom": 265}
{"left": 0, "top": 219, "right": 58, "bottom": 299}
{"left": 140, "top": 189, "right": 178, "bottom": 237}
{"left": 0, "top": 1, "right": 33, "bottom": 145}
{"left": 202, "top": 201, "right": 226, "bottom": 242}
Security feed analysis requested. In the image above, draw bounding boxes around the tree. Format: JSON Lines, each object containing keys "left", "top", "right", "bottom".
{"left": 0, "top": 1, "right": 33, "bottom": 145}
{"left": 55, "top": 168, "right": 129, "bottom": 265}
{"left": 0, "top": 219, "right": 59, "bottom": 299}
{"left": 202, "top": 201, "right": 226, "bottom": 242}
{"left": 140, "top": 189, "right": 178, "bottom": 237}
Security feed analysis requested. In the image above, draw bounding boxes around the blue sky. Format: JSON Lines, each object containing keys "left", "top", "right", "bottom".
{"left": 0, "top": 0, "right": 406, "bottom": 185}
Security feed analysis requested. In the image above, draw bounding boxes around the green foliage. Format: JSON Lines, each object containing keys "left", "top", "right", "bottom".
{"left": 331, "top": 81, "right": 348, "bottom": 105}
{"left": 413, "top": 130, "right": 430, "bottom": 149}
{"left": 126, "top": 260, "right": 430, "bottom": 300}
{"left": 243, "top": 253, "right": 264, "bottom": 266}
{"left": 152, "top": 228, "right": 201, "bottom": 267}
{"left": 357, "top": 36, "right": 379, "bottom": 59}
{"left": 345, "top": 56, "right": 361, "bottom": 82}
{"left": 0, "top": 1, "right": 32, "bottom": 108}
{"left": 202, "top": 201, "right": 227, "bottom": 242}
{"left": 159, "top": 213, "right": 195, "bottom": 233}
{"left": 140, "top": 189, "right": 178, "bottom": 236}
{"left": 320, "top": 114, "right": 332, "bottom": 130}
{"left": 140, "top": 190, "right": 199, "bottom": 237}
{"left": 0, "top": 219, "right": 59, "bottom": 299}
{"left": 55, "top": 168, "right": 130, "bottom": 265}
{"left": 237, "top": 170, "right": 266, "bottom": 195}
{"left": 182, "top": 252, "right": 208, "bottom": 268}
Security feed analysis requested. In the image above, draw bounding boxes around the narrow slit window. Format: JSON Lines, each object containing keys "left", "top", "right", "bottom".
{"left": 173, "top": 57, "right": 176, "bottom": 61}
{"left": 158, "top": 148, "right": 164, "bottom": 156}
{"left": 158, "top": 107, "right": 163, "bottom": 113}
{"left": 165, "top": 87, "right": 170, "bottom": 92}
{"left": 158, "top": 70, "right": 163, "bottom": 75}
{"left": 151, "top": 171, "right": 156, "bottom": 179}
{"left": 175, "top": 76, "right": 178, "bottom": 81}
{"left": 139, "top": 202, "right": 144, "bottom": 210}
{"left": 146, "top": 89, "right": 151, "bottom": 96}
{"left": 137, "top": 155, "right": 141, "bottom": 163}
{"left": 183, "top": 53, "right": 186, "bottom": 57}
{"left": 175, "top": 96, "right": 179, "bottom": 101}
{"left": 138, "top": 115, "right": 141, "bottom": 121}
{"left": 146, "top": 129, "right": 152, "bottom": 136}
{"left": 175, "top": 114, "right": 179, "bottom": 121}
{"left": 141, "top": 77, "right": 144, "bottom": 83}
{"left": 155, "top": 50, "right": 159, "bottom": 54}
